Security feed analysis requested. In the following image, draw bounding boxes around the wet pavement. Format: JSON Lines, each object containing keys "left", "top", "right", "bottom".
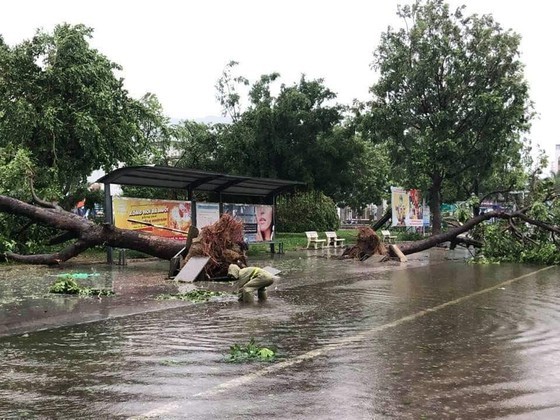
{"left": 1, "top": 248, "right": 560, "bottom": 419}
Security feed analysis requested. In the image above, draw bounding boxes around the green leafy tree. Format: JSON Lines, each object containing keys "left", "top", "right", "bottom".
{"left": 215, "top": 64, "right": 390, "bottom": 209}
{"left": 363, "top": 0, "right": 533, "bottom": 233}
{"left": 130, "top": 93, "right": 173, "bottom": 167}
{"left": 276, "top": 191, "right": 339, "bottom": 232}
{"left": 326, "top": 131, "right": 391, "bottom": 211}
{"left": 122, "top": 119, "right": 223, "bottom": 200}
{"left": 172, "top": 120, "right": 223, "bottom": 171}
{"left": 217, "top": 72, "right": 344, "bottom": 184}
{"left": 215, "top": 60, "right": 249, "bottom": 123}
{"left": 0, "top": 24, "right": 154, "bottom": 196}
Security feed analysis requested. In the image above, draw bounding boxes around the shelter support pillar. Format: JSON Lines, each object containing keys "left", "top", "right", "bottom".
{"left": 104, "top": 183, "right": 114, "bottom": 264}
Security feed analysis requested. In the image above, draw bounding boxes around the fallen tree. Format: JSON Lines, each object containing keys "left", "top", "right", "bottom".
{"left": 2, "top": 193, "right": 560, "bottom": 266}
{"left": 0, "top": 194, "right": 250, "bottom": 273}
{"left": 340, "top": 204, "right": 560, "bottom": 263}
{"left": 0, "top": 194, "right": 185, "bottom": 264}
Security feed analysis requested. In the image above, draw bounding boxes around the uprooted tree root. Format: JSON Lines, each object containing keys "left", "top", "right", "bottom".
{"left": 340, "top": 227, "right": 387, "bottom": 261}
{"left": 184, "top": 213, "right": 248, "bottom": 279}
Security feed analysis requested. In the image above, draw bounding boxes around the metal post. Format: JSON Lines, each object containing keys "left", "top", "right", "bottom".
{"left": 188, "top": 187, "right": 196, "bottom": 228}
{"left": 104, "top": 183, "right": 114, "bottom": 264}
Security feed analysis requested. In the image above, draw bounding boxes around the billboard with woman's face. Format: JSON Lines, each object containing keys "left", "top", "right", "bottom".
{"left": 223, "top": 203, "right": 274, "bottom": 242}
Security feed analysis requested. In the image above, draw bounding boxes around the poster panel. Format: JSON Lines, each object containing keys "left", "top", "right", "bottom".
{"left": 195, "top": 202, "right": 220, "bottom": 229}
{"left": 423, "top": 205, "right": 431, "bottom": 227}
{"left": 407, "top": 189, "right": 423, "bottom": 227}
{"left": 391, "top": 187, "right": 424, "bottom": 227}
{"left": 223, "top": 203, "right": 274, "bottom": 242}
{"left": 113, "top": 197, "right": 191, "bottom": 240}
{"left": 391, "top": 187, "right": 409, "bottom": 227}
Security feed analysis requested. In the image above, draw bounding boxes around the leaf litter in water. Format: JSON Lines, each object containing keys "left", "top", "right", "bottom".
{"left": 225, "top": 338, "right": 277, "bottom": 363}
{"left": 156, "top": 290, "right": 227, "bottom": 303}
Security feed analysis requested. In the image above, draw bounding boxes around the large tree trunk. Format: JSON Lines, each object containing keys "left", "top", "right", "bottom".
{"left": 0, "top": 195, "right": 183, "bottom": 265}
{"left": 429, "top": 175, "right": 443, "bottom": 235}
{"left": 398, "top": 211, "right": 493, "bottom": 255}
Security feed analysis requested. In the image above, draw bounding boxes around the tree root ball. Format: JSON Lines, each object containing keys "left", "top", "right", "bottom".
{"left": 183, "top": 213, "right": 248, "bottom": 279}
{"left": 340, "top": 227, "right": 387, "bottom": 260}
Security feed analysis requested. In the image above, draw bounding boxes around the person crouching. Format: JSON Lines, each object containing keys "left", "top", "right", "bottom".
{"left": 228, "top": 264, "right": 276, "bottom": 303}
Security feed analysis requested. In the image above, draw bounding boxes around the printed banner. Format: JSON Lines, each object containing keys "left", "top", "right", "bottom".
{"left": 423, "top": 205, "right": 431, "bottom": 227}
{"left": 113, "top": 197, "right": 191, "bottom": 240}
{"left": 223, "top": 203, "right": 274, "bottom": 242}
{"left": 196, "top": 202, "right": 220, "bottom": 229}
{"left": 391, "top": 187, "right": 424, "bottom": 227}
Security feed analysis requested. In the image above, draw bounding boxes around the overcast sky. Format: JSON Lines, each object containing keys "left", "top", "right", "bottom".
{"left": 1, "top": 0, "right": 558, "bottom": 167}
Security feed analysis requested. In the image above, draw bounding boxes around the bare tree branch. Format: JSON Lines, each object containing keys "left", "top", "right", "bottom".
{"left": 515, "top": 213, "right": 560, "bottom": 235}
{"left": 29, "top": 178, "right": 62, "bottom": 210}
{"left": 5, "top": 239, "right": 92, "bottom": 265}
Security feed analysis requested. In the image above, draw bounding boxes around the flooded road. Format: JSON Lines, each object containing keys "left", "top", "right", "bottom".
{"left": 1, "top": 249, "right": 560, "bottom": 419}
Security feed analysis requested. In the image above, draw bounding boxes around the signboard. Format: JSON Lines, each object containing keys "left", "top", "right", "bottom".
{"left": 113, "top": 197, "right": 191, "bottom": 240}
{"left": 423, "top": 205, "right": 431, "bottom": 227}
{"left": 391, "top": 187, "right": 424, "bottom": 227}
{"left": 223, "top": 203, "right": 274, "bottom": 242}
{"left": 196, "top": 202, "right": 220, "bottom": 229}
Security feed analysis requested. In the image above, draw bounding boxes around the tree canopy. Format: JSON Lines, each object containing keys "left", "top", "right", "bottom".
{"left": 362, "top": 0, "right": 533, "bottom": 232}
{"left": 0, "top": 24, "right": 156, "bottom": 196}
{"left": 214, "top": 63, "right": 390, "bottom": 209}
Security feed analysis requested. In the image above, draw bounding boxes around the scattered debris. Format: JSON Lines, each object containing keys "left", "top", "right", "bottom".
{"left": 155, "top": 290, "right": 227, "bottom": 303}
{"left": 49, "top": 275, "right": 114, "bottom": 297}
{"left": 225, "top": 338, "right": 276, "bottom": 363}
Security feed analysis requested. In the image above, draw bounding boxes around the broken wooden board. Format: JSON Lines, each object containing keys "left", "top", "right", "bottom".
{"left": 262, "top": 266, "right": 281, "bottom": 276}
{"left": 388, "top": 244, "right": 408, "bottom": 262}
{"left": 174, "top": 256, "right": 210, "bottom": 282}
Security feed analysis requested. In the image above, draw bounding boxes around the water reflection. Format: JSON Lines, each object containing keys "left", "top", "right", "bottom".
{"left": 0, "top": 253, "right": 559, "bottom": 418}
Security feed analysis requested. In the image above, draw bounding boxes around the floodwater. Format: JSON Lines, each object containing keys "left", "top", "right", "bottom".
{"left": 1, "top": 248, "right": 560, "bottom": 419}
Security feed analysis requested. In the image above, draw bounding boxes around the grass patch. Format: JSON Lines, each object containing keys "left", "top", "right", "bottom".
{"left": 246, "top": 229, "right": 359, "bottom": 255}
{"left": 156, "top": 290, "right": 226, "bottom": 302}
{"left": 225, "top": 338, "right": 276, "bottom": 363}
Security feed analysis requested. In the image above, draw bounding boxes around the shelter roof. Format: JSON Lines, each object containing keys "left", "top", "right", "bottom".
{"left": 96, "top": 165, "right": 304, "bottom": 198}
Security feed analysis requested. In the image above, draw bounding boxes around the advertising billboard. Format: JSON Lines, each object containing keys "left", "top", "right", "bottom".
{"left": 113, "top": 197, "right": 191, "bottom": 240}
{"left": 223, "top": 204, "right": 274, "bottom": 242}
{"left": 391, "top": 187, "right": 424, "bottom": 227}
{"left": 195, "top": 202, "right": 220, "bottom": 229}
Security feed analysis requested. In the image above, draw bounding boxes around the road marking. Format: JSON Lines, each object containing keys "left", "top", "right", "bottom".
{"left": 131, "top": 265, "right": 554, "bottom": 417}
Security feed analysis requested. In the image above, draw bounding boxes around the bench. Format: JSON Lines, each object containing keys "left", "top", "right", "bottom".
{"left": 305, "top": 231, "right": 326, "bottom": 249}
{"left": 325, "top": 231, "right": 345, "bottom": 248}
{"left": 380, "top": 229, "right": 397, "bottom": 244}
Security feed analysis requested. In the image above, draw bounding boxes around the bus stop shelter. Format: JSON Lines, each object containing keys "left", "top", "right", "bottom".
{"left": 97, "top": 165, "right": 304, "bottom": 262}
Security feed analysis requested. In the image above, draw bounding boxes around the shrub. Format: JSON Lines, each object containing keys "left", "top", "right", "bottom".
{"left": 276, "top": 191, "right": 339, "bottom": 232}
